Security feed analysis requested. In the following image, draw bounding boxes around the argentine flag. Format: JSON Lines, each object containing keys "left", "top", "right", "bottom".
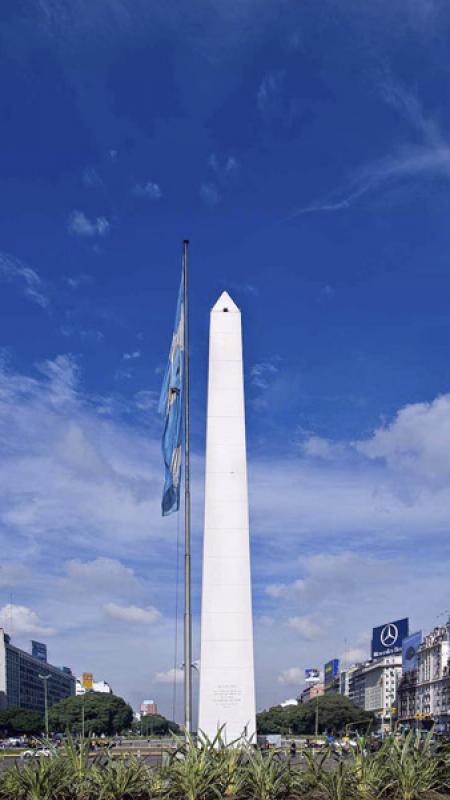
{"left": 159, "top": 269, "right": 184, "bottom": 516}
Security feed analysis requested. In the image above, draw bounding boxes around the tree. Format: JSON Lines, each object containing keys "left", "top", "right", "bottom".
{"left": 139, "top": 713, "right": 180, "bottom": 736}
{"left": 0, "top": 708, "right": 44, "bottom": 735}
{"left": 257, "top": 694, "right": 374, "bottom": 736}
{"left": 48, "top": 692, "right": 133, "bottom": 736}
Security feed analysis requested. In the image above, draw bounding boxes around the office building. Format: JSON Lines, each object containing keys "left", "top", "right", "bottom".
{"left": 140, "top": 699, "right": 158, "bottom": 716}
{"left": 347, "top": 655, "right": 402, "bottom": 728}
{"left": 0, "top": 629, "right": 75, "bottom": 714}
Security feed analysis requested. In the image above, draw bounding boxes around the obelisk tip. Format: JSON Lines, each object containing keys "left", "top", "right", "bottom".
{"left": 212, "top": 290, "right": 240, "bottom": 313}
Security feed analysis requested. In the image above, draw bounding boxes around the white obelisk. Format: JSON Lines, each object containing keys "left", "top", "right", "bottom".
{"left": 198, "top": 291, "right": 256, "bottom": 743}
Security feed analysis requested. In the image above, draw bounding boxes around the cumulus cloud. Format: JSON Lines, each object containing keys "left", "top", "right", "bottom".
{"left": 0, "top": 356, "right": 168, "bottom": 559}
{"left": 0, "top": 604, "right": 56, "bottom": 636}
{"left": 154, "top": 667, "right": 184, "bottom": 684}
{"left": 103, "top": 603, "right": 161, "bottom": 624}
{"left": 286, "top": 616, "right": 323, "bottom": 640}
{"left": 61, "top": 558, "right": 140, "bottom": 594}
{"left": 123, "top": 350, "right": 141, "bottom": 361}
{"left": 277, "top": 666, "right": 304, "bottom": 685}
{"left": 301, "top": 393, "right": 450, "bottom": 494}
{"left": 67, "top": 210, "right": 110, "bottom": 237}
{"left": 131, "top": 181, "right": 162, "bottom": 200}
{"left": 356, "top": 394, "right": 450, "bottom": 488}
{"left": 0, "top": 252, "right": 49, "bottom": 309}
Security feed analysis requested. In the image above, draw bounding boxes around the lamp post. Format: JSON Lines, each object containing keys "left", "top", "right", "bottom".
{"left": 39, "top": 674, "right": 51, "bottom": 741}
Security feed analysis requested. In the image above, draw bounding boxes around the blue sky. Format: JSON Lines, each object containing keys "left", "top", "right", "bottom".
{"left": 1, "top": 0, "right": 450, "bottom": 718}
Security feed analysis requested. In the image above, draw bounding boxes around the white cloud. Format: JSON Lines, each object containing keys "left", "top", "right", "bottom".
{"left": 123, "top": 350, "right": 141, "bottom": 360}
{"left": 134, "top": 390, "right": 158, "bottom": 411}
{"left": 356, "top": 394, "right": 450, "bottom": 489}
{"left": 200, "top": 183, "right": 221, "bottom": 207}
{"left": 67, "top": 210, "right": 110, "bottom": 237}
{"left": 66, "top": 274, "right": 93, "bottom": 290}
{"left": 61, "top": 558, "right": 139, "bottom": 594}
{"left": 103, "top": 603, "right": 161, "bottom": 624}
{"left": 0, "top": 252, "right": 49, "bottom": 309}
{"left": 286, "top": 616, "right": 323, "bottom": 640}
{"left": 132, "top": 181, "right": 162, "bottom": 200}
{"left": 0, "top": 564, "right": 31, "bottom": 587}
{"left": 0, "top": 604, "right": 56, "bottom": 636}
{"left": 277, "top": 667, "right": 303, "bottom": 685}
{"left": 0, "top": 356, "right": 170, "bottom": 558}
{"left": 251, "top": 361, "right": 279, "bottom": 390}
{"left": 154, "top": 667, "right": 184, "bottom": 684}
{"left": 293, "top": 84, "right": 450, "bottom": 215}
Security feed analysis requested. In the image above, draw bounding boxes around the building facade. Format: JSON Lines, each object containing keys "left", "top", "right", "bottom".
{"left": 346, "top": 655, "right": 402, "bottom": 728}
{"left": 299, "top": 682, "right": 324, "bottom": 703}
{"left": 398, "top": 623, "right": 450, "bottom": 731}
{"left": 0, "top": 630, "right": 75, "bottom": 714}
{"left": 140, "top": 700, "right": 158, "bottom": 716}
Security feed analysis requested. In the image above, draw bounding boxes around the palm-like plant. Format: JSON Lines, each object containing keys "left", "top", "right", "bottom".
{"left": 89, "top": 756, "right": 153, "bottom": 800}
{"left": 348, "top": 736, "right": 387, "bottom": 800}
{"left": 235, "top": 748, "right": 293, "bottom": 800}
{"left": 301, "top": 746, "right": 330, "bottom": 793}
{"left": 162, "top": 730, "right": 228, "bottom": 800}
{"left": 315, "top": 759, "right": 355, "bottom": 800}
{"left": 0, "top": 756, "right": 68, "bottom": 800}
{"left": 386, "top": 730, "right": 442, "bottom": 800}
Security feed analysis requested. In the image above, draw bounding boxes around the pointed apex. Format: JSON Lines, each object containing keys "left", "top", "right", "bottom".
{"left": 212, "top": 291, "right": 240, "bottom": 313}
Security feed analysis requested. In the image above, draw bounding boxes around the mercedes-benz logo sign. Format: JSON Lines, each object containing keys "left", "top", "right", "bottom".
{"left": 381, "top": 623, "right": 398, "bottom": 648}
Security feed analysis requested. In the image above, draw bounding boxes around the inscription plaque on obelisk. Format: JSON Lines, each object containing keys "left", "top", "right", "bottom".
{"left": 198, "top": 291, "right": 256, "bottom": 742}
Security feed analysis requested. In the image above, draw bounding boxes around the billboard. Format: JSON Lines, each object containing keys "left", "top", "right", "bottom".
{"left": 372, "top": 618, "right": 409, "bottom": 658}
{"left": 31, "top": 641, "right": 47, "bottom": 662}
{"left": 305, "top": 668, "right": 320, "bottom": 683}
{"left": 324, "top": 658, "right": 339, "bottom": 686}
{"left": 82, "top": 672, "right": 94, "bottom": 690}
{"left": 402, "top": 631, "right": 422, "bottom": 672}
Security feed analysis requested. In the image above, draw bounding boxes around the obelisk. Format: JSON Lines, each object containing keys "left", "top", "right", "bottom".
{"left": 198, "top": 291, "right": 256, "bottom": 743}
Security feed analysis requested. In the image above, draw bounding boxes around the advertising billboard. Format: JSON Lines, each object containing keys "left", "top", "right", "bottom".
{"left": 31, "top": 641, "right": 47, "bottom": 662}
{"left": 324, "top": 658, "right": 339, "bottom": 686}
{"left": 82, "top": 672, "right": 94, "bottom": 690}
{"left": 305, "top": 668, "right": 320, "bottom": 683}
{"left": 402, "top": 631, "right": 422, "bottom": 672}
{"left": 372, "top": 618, "right": 409, "bottom": 658}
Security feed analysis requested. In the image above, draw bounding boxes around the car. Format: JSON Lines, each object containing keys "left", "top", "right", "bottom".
{"left": 20, "top": 748, "right": 54, "bottom": 760}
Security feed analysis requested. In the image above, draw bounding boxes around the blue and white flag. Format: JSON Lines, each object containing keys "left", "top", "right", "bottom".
{"left": 159, "top": 270, "right": 184, "bottom": 516}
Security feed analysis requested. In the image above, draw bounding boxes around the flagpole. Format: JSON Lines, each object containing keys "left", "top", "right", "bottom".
{"left": 183, "top": 239, "right": 193, "bottom": 735}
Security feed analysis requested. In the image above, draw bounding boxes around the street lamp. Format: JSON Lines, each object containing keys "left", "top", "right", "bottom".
{"left": 39, "top": 674, "right": 51, "bottom": 741}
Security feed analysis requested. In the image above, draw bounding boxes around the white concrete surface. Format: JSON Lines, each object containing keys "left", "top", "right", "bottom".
{"left": 198, "top": 291, "right": 256, "bottom": 743}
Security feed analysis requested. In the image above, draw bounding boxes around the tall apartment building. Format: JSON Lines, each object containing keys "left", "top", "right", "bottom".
{"left": 346, "top": 655, "right": 402, "bottom": 728}
{"left": 0, "top": 629, "right": 75, "bottom": 714}
{"left": 398, "top": 623, "right": 450, "bottom": 730}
